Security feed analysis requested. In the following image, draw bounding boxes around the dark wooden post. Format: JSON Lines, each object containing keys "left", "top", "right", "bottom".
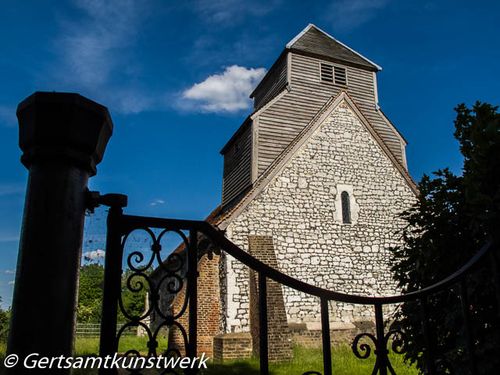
{"left": 7, "top": 92, "right": 113, "bottom": 373}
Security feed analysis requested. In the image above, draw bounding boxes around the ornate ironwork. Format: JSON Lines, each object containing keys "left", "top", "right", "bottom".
{"left": 352, "top": 332, "right": 378, "bottom": 360}
{"left": 98, "top": 206, "right": 199, "bottom": 375}
{"left": 115, "top": 228, "right": 191, "bottom": 360}
{"left": 97, "top": 194, "right": 496, "bottom": 375}
{"left": 352, "top": 329, "right": 407, "bottom": 375}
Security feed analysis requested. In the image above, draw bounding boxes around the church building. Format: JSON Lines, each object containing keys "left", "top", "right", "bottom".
{"left": 154, "top": 23, "right": 418, "bottom": 360}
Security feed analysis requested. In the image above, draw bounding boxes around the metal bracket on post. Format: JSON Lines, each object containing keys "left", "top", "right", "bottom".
{"left": 85, "top": 190, "right": 128, "bottom": 212}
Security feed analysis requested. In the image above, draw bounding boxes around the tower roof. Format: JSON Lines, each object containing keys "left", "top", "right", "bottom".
{"left": 250, "top": 24, "right": 381, "bottom": 99}
{"left": 286, "top": 24, "right": 381, "bottom": 71}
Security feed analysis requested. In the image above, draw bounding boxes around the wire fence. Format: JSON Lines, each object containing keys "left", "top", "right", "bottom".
{"left": 76, "top": 323, "right": 138, "bottom": 337}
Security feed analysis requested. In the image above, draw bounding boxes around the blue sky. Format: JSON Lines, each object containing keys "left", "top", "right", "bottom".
{"left": 1, "top": 0, "right": 500, "bottom": 308}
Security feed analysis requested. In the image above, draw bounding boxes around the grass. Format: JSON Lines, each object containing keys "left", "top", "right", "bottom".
{"left": 202, "top": 345, "right": 418, "bottom": 375}
{"left": 0, "top": 335, "right": 168, "bottom": 357}
{"left": 71, "top": 340, "right": 419, "bottom": 374}
{"left": 75, "top": 335, "right": 169, "bottom": 356}
{"left": 1, "top": 338, "right": 418, "bottom": 374}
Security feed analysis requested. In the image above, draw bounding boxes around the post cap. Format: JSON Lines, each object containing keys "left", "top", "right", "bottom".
{"left": 17, "top": 91, "right": 114, "bottom": 176}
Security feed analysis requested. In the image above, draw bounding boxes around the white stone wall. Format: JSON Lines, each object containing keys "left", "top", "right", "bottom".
{"left": 223, "top": 101, "right": 416, "bottom": 332}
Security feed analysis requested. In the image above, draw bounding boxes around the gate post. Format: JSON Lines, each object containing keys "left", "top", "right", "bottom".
{"left": 7, "top": 92, "right": 113, "bottom": 372}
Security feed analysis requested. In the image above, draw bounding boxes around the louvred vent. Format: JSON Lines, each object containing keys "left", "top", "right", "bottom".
{"left": 321, "top": 63, "right": 347, "bottom": 86}
{"left": 320, "top": 63, "right": 333, "bottom": 82}
{"left": 334, "top": 66, "right": 347, "bottom": 85}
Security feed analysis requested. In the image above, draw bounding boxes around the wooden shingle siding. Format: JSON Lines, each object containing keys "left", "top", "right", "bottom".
{"left": 255, "top": 52, "right": 405, "bottom": 175}
{"left": 222, "top": 123, "right": 253, "bottom": 206}
{"left": 252, "top": 54, "right": 288, "bottom": 110}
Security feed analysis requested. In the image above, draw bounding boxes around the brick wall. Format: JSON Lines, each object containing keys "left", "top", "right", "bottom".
{"left": 248, "top": 235, "right": 293, "bottom": 361}
{"left": 212, "top": 322, "right": 376, "bottom": 362}
{"left": 213, "top": 332, "right": 253, "bottom": 362}
{"left": 169, "top": 253, "right": 222, "bottom": 357}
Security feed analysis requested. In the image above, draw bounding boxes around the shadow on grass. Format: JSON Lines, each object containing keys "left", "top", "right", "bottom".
{"left": 199, "top": 361, "right": 263, "bottom": 375}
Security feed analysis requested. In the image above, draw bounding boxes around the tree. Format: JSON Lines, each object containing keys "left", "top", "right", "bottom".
{"left": 120, "top": 269, "right": 149, "bottom": 321}
{"left": 77, "top": 263, "right": 148, "bottom": 323}
{"left": 78, "top": 263, "right": 105, "bottom": 323}
{"left": 0, "top": 297, "right": 11, "bottom": 342}
{"left": 391, "top": 102, "right": 500, "bottom": 374}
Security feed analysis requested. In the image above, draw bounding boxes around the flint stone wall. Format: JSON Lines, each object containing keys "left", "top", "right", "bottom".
{"left": 223, "top": 101, "right": 416, "bottom": 332}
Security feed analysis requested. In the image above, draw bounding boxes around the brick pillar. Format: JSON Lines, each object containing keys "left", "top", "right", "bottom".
{"left": 169, "top": 253, "right": 221, "bottom": 357}
{"left": 248, "top": 235, "right": 293, "bottom": 361}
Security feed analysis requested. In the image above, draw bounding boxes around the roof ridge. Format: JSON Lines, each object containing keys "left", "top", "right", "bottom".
{"left": 286, "top": 24, "right": 382, "bottom": 71}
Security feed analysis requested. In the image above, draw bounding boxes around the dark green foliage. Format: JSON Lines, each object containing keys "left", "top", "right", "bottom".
{"left": 78, "top": 264, "right": 105, "bottom": 323}
{"left": 77, "top": 263, "right": 148, "bottom": 323}
{"left": 391, "top": 102, "right": 500, "bottom": 374}
{"left": 0, "top": 297, "right": 10, "bottom": 342}
{"left": 119, "top": 269, "right": 149, "bottom": 321}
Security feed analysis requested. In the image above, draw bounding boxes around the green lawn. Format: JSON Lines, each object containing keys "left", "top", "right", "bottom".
{"left": 1, "top": 338, "right": 418, "bottom": 374}
{"left": 75, "top": 335, "right": 169, "bottom": 356}
{"left": 201, "top": 345, "right": 418, "bottom": 375}
{"left": 73, "top": 339, "right": 420, "bottom": 374}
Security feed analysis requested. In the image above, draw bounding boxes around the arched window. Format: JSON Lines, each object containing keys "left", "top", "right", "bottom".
{"left": 341, "top": 191, "right": 351, "bottom": 224}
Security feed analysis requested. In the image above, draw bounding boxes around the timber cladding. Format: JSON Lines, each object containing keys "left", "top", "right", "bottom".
{"left": 251, "top": 52, "right": 288, "bottom": 110}
{"left": 221, "top": 121, "right": 253, "bottom": 207}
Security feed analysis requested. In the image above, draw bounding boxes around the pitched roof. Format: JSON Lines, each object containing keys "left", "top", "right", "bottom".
{"left": 250, "top": 24, "right": 380, "bottom": 102}
{"left": 215, "top": 91, "right": 417, "bottom": 228}
{"left": 287, "top": 24, "right": 381, "bottom": 72}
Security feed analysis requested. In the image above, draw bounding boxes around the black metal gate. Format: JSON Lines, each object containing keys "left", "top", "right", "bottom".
{"left": 97, "top": 196, "right": 497, "bottom": 375}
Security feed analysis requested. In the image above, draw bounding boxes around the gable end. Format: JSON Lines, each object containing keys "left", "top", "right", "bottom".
{"left": 217, "top": 91, "right": 417, "bottom": 228}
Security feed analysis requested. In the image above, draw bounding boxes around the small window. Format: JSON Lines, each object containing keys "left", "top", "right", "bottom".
{"left": 341, "top": 191, "right": 351, "bottom": 224}
{"left": 334, "top": 66, "right": 347, "bottom": 86}
{"left": 320, "top": 63, "right": 333, "bottom": 82}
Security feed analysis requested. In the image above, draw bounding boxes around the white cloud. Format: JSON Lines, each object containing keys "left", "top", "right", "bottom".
{"left": 150, "top": 199, "right": 165, "bottom": 207}
{"left": 182, "top": 65, "right": 266, "bottom": 113}
{"left": 83, "top": 249, "right": 105, "bottom": 261}
{"left": 4, "top": 270, "right": 15, "bottom": 275}
{"left": 328, "top": 0, "right": 391, "bottom": 31}
{"left": 8, "top": 281, "right": 15, "bottom": 285}
{"left": 194, "top": 0, "right": 280, "bottom": 25}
